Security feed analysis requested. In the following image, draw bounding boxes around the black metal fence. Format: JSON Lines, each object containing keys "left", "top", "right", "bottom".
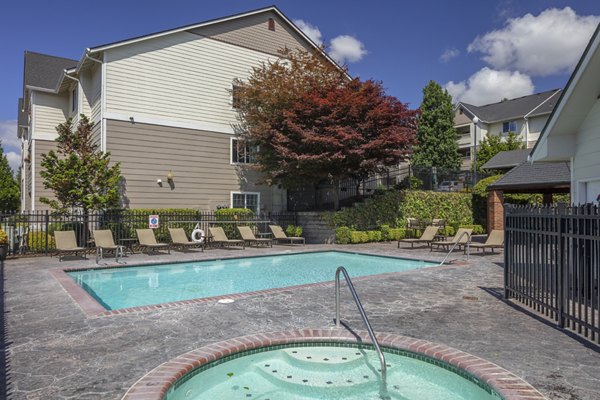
{"left": 505, "top": 204, "right": 600, "bottom": 343}
{"left": 0, "top": 210, "right": 297, "bottom": 257}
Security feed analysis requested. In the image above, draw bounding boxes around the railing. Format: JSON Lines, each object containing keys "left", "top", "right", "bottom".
{"left": 0, "top": 210, "right": 297, "bottom": 257}
{"left": 439, "top": 231, "right": 471, "bottom": 265}
{"left": 505, "top": 204, "right": 600, "bottom": 344}
{"left": 335, "top": 266, "right": 387, "bottom": 384}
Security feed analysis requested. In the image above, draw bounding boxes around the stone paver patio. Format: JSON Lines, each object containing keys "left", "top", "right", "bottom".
{"left": 2, "top": 243, "right": 599, "bottom": 399}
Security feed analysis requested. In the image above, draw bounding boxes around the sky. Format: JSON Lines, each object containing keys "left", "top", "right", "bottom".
{"left": 0, "top": 0, "right": 599, "bottom": 173}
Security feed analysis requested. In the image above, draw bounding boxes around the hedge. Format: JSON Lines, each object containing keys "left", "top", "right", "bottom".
{"left": 400, "top": 190, "right": 473, "bottom": 227}
{"left": 326, "top": 190, "right": 404, "bottom": 230}
{"left": 335, "top": 226, "right": 405, "bottom": 244}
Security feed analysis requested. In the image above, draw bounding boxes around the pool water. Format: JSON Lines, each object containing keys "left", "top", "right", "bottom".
{"left": 68, "top": 251, "right": 434, "bottom": 310}
{"left": 164, "top": 345, "right": 501, "bottom": 400}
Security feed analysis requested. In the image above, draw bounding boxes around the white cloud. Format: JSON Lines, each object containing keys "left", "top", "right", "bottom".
{"left": 293, "top": 19, "right": 323, "bottom": 46}
{"left": 328, "top": 35, "right": 367, "bottom": 64}
{"left": 445, "top": 67, "right": 534, "bottom": 105}
{"left": 0, "top": 120, "right": 20, "bottom": 150}
{"left": 5, "top": 151, "right": 21, "bottom": 174}
{"left": 468, "top": 7, "right": 600, "bottom": 76}
{"left": 440, "top": 48, "right": 460, "bottom": 63}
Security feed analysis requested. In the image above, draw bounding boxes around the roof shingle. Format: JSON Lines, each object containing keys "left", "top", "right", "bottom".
{"left": 23, "top": 51, "right": 77, "bottom": 91}
{"left": 482, "top": 149, "right": 530, "bottom": 170}
{"left": 488, "top": 161, "right": 571, "bottom": 191}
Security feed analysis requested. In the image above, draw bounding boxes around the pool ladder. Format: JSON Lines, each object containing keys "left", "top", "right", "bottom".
{"left": 335, "top": 266, "right": 387, "bottom": 383}
{"left": 439, "top": 231, "right": 471, "bottom": 266}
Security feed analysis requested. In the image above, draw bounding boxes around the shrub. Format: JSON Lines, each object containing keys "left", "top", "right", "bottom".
{"left": 325, "top": 190, "right": 404, "bottom": 230}
{"left": 28, "top": 231, "right": 55, "bottom": 252}
{"left": 367, "top": 230, "right": 382, "bottom": 242}
{"left": 215, "top": 208, "right": 255, "bottom": 239}
{"left": 459, "top": 224, "right": 485, "bottom": 235}
{"left": 442, "top": 225, "right": 455, "bottom": 237}
{"left": 335, "top": 227, "right": 353, "bottom": 244}
{"left": 0, "top": 230, "right": 7, "bottom": 245}
{"left": 401, "top": 190, "right": 473, "bottom": 227}
{"left": 285, "top": 225, "right": 303, "bottom": 237}
{"left": 350, "top": 231, "right": 369, "bottom": 244}
{"left": 388, "top": 228, "right": 406, "bottom": 240}
{"left": 380, "top": 224, "right": 391, "bottom": 241}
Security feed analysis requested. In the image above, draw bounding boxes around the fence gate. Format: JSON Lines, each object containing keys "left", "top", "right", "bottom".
{"left": 504, "top": 204, "right": 600, "bottom": 343}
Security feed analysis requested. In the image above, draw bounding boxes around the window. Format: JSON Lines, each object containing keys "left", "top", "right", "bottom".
{"left": 268, "top": 18, "right": 275, "bottom": 31}
{"left": 232, "top": 84, "right": 241, "bottom": 109}
{"left": 231, "top": 138, "right": 258, "bottom": 164}
{"left": 71, "top": 88, "right": 78, "bottom": 113}
{"left": 231, "top": 192, "right": 260, "bottom": 214}
{"left": 502, "top": 120, "right": 517, "bottom": 133}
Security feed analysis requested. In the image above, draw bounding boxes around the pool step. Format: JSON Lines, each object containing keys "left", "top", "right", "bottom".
{"left": 279, "top": 347, "right": 371, "bottom": 371}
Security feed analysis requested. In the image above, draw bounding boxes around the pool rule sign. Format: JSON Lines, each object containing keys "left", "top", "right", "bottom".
{"left": 149, "top": 215, "right": 159, "bottom": 229}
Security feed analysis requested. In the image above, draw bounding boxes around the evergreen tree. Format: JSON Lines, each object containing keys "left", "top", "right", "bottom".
{"left": 411, "top": 81, "right": 461, "bottom": 171}
{"left": 40, "top": 115, "right": 122, "bottom": 213}
{"left": 0, "top": 141, "right": 20, "bottom": 211}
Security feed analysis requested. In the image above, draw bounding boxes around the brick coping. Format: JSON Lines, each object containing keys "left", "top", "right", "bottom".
{"left": 50, "top": 251, "right": 464, "bottom": 318}
{"left": 121, "top": 329, "right": 546, "bottom": 400}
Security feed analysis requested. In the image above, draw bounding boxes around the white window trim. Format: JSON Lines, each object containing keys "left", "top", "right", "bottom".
{"left": 502, "top": 120, "right": 517, "bottom": 134}
{"left": 230, "top": 137, "right": 258, "bottom": 165}
{"left": 230, "top": 191, "right": 260, "bottom": 212}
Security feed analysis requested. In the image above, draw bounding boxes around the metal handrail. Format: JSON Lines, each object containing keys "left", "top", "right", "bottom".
{"left": 335, "top": 266, "right": 387, "bottom": 383}
{"left": 439, "top": 231, "right": 471, "bottom": 265}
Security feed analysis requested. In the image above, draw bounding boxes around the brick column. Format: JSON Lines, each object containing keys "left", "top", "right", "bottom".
{"left": 487, "top": 190, "right": 504, "bottom": 232}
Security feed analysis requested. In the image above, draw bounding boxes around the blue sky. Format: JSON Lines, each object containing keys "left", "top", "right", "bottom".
{"left": 0, "top": 0, "right": 598, "bottom": 172}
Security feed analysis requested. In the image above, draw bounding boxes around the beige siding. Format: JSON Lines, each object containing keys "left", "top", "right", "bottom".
{"left": 82, "top": 64, "right": 102, "bottom": 123}
{"left": 104, "top": 31, "right": 277, "bottom": 128}
{"left": 573, "top": 99, "right": 600, "bottom": 185}
{"left": 454, "top": 109, "right": 472, "bottom": 126}
{"left": 527, "top": 115, "right": 548, "bottom": 143}
{"left": 91, "top": 121, "right": 101, "bottom": 150}
{"left": 32, "top": 139, "right": 58, "bottom": 211}
{"left": 32, "top": 92, "right": 68, "bottom": 139}
{"left": 106, "top": 119, "right": 284, "bottom": 211}
{"left": 189, "top": 11, "right": 311, "bottom": 56}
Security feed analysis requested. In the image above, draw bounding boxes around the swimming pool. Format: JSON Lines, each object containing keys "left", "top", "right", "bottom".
{"left": 67, "top": 251, "right": 435, "bottom": 310}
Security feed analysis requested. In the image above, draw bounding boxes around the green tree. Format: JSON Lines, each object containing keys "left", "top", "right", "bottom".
{"left": 40, "top": 115, "right": 122, "bottom": 213}
{"left": 411, "top": 81, "right": 461, "bottom": 171}
{"left": 477, "top": 131, "right": 524, "bottom": 172}
{"left": 0, "top": 141, "right": 20, "bottom": 211}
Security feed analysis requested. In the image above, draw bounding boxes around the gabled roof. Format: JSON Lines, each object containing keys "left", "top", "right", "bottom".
{"left": 488, "top": 161, "right": 571, "bottom": 192}
{"left": 531, "top": 23, "right": 600, "bottom": 162}
{"left": 23, "top": 51, "right": 77, "bottom": 91}
{"left": 482, "top": 149, "right": 530, "bottom": 170}
{"left": 459, "top": 89, "right": 561, "bottom": 124}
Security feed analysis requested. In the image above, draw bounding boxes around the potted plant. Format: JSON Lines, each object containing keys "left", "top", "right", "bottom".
{"left": 0, "top": 229, "right": 8, "bottom": 261}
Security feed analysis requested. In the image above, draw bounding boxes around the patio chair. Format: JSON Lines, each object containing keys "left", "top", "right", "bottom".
{"left": 168, "top": 228, "right": 203, "bottom": 252}
{"left": 397, "top": 226, "right": 440, "bottom": 248}
{"left": 136, "top": 229, "right": 170, "bottom": 254}
{"left": 54, "top": 230, "right": 87, "bottom": 261}
{"left": 432, "top": 219, "right": 445, "bottom": 229}
{"left": 237, "top": 225, "right": 273, "bottom": 247}
{"left": 430, "top": 228, "right": 473, "bottom": 252}
{"left": 470, "top": 230, "right": 504, "bottom": 255}
{"left": 405, "top": 218, "right": 420, "bottom": 238}
{"left": 269, "top": 225, "right": 305, "bottom": 245}
{"left": 92, "top": 229, "right": 125, "bottom": 263}
{"left": 208, "top": 226, "right": 245, "bottom": 249}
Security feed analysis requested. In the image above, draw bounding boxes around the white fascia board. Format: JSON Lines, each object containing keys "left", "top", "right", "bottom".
{"left": 25, "top": 85, "right": 56, "bottom": 94}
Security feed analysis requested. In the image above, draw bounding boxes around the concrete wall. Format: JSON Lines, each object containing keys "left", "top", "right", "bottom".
{"left": 296, "top": 212, "right": 335, "bottom": 244}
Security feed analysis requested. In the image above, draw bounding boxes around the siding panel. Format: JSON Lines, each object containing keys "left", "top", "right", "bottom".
{"left": 104, "top": 31, "right": 276, "bottom": 128}
{"left": 33, "top": 139, "right": 58, "bottom": 211}
{"left": 106, "top": 120, "right": 283, "bottom": 211}
{"left": 574, "top": 99, "right": 600, "bottom": 185}
{"left": 32, "top": 92, "right": 68, "bottom": 139}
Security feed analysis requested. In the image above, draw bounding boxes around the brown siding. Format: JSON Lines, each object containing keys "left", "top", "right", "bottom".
{"left": 188, "top": 11, "right": 311, "bottom": 56}
{"left": 33, "top": 139, "right": 58, "bottom": 211}
{"left": 106, "top": 119, "right": 285, "bottom": 211}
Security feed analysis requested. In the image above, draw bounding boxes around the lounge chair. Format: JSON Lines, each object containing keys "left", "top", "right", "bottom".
{"left": 93, "top": 229, "right": 125, "bottom": 263}
{"left": 54, "top": 230, "right": 87, "bottom": 261}
{"left": 237, "top": 226, "right": 273, "bottom": 247}
{"left": 470, "top": 230, "right": 504, "bottom": 255}
{"left": 397, "top": 226, "right": 439, "bottom": 248}
{"left": 432, "top": 219, "right": 445, "bottom": 229}
{"left": 136, "top": 229, "right": 170, "bottom": 254}
{"left": 269, "top": 225, "right": 305, "bottom": 245}
{"left": 430, "top": 228, "right": 473, "bottom": 252}
{"left": 208, "top": 226, "right": 245, "bottom": 249}
{"left": 168, "top": 228, "right": 203, "bottom": 252}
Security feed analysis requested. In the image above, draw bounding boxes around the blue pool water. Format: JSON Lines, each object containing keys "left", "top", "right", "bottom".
{"left": 68, "top": 251, "right": 435, "bottom": 310}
